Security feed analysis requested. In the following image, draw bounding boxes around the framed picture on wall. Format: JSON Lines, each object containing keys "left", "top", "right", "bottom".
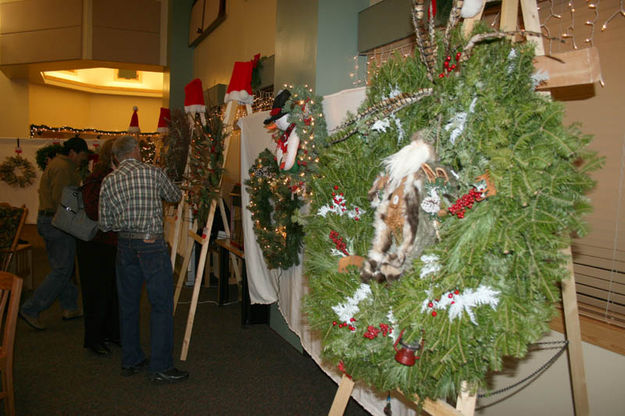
{"left": 189, "top": 0, "right": 227, "bottom": 47}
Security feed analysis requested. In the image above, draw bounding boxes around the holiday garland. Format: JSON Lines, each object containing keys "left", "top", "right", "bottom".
{"left": 0, "top": 155, "right": 36, "bottom": 188}
{"left": 185, "top": 113, "right": 226, "bottom": 226}
{"left": 161, "top": 109, "right": 191, "bottom": 183}
{"left": 246, "top": 149, "right": 305, "bottom": 269}
{"left": 303, "top": 23, "right": 601, "bottom": 405}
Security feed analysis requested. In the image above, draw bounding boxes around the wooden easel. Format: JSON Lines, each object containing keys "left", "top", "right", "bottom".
{"left": 172, "top": 99, "right": 252, "bottom": 361}
{"left": 329, "top": 0, "right": 593, "bottom": 414}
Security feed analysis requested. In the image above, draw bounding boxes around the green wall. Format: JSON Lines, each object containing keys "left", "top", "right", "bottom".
{"left": 316, "top": 0, "right": 369, "bottom": 96}
{"left": 274, "top": 0, "right": 319, "bottom": 91}
{"left": 168, "top": 0, "right": 194, "bottom": 110}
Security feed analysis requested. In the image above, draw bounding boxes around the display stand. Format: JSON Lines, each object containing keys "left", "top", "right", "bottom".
{"left": 329, "top": 0, "right": 592, "bottom": 414}
{"left": 173, "top": 100, "right": 252, "bottom": 361}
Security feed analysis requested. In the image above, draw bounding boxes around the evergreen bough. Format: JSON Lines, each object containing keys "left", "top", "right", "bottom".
{"left": 303, "top": 27, "right": 602, "bottom": 403}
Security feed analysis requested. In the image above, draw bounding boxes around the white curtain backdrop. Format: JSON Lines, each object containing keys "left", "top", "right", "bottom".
{"left": 238, "top": 87, "right": 419, "bottom": 416}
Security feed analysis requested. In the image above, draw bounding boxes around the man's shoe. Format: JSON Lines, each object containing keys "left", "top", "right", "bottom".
{"left": 85, "top": 343, "right": 111, "bottom": 356}
{"left": 19, "top": 310, "right": 46, "bottom": 330}
{"left": 121, "top": 359, "right": 148, "bottom": 377}
{"left": 62, "top": 309, "right": 83, "bottom": 320}
{"left": 150, "top": 368, "right": 189, "bottom": 384}
{"left": 103, "top": 337, "right": 121, "bottom": 348}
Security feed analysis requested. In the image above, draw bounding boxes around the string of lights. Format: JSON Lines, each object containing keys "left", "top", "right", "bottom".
{"left": 30, "top": 124, "right": 161, "bottom": 140}
{"left": 601, "top": 0, "right": 625, "bottom": 31}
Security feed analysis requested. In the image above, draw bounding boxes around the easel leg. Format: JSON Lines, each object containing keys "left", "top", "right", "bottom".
{"left": 173, "top": 236, "right": 194, "bottom": 314}
{"left": 561, "top": 247, "right": 590, "bottom": 416}
{"left": 455, "top": 382, "right": 476, "bottom": 416}
{"left": 218, "top": 198, "right": 242, "bottom": 283}
{"left": 169, "top": 201, "right": 185, "bottom": 267}
{"left": 328, "top": 375, "right": 355, "bottom": 416}
{"left": 180, "top": 200, "right": 217, "bottom": 361}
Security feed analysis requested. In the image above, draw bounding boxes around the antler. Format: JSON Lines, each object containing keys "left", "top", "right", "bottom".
{"left": 411, "top": 0, "right": 438, "bottom": 82}
{"left": 443, "top": 0, "right": 465, "bottom": 53}
{"left": 329, "top": 89, "right": 434, "bottom": 145}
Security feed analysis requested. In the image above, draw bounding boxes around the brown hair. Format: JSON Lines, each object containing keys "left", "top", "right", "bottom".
{"left": 93, "top": 138, "right": 116, "bottom": 175}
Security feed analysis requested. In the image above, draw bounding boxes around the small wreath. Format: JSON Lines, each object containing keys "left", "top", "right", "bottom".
{"left": 246, "top": 149, "right": 305, "bottom": 270}
{"left": 0, "top": 155, "right": 37, "bottom": 188}
{"left": 35, "top": 143, "right": 63, "bottom": 171}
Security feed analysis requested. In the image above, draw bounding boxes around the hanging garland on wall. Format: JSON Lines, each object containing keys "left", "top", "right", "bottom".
{"left": 302, "top": 7, "right": 601, "bottom": 406}
{"left": 30, "top": 124, "right": 160, "bottom": 140}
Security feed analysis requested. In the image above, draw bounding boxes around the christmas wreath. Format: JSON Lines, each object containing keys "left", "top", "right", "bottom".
{"left": 303, "top": 9, "right": 601, "bottom": 407}
{"left": 185, "top": 113, "right": 226, "bottom": 226}
{"left": 244, "top": 86, "right": 327, "bottom": 270}
{"left": 246, "top": 149, "right": 305, "bottom": 270}
{"left": 35, "top": 143, "right": 63, "bottom": 171}
{"left": 0, "top": 155, "right": 37, "bottom": 188}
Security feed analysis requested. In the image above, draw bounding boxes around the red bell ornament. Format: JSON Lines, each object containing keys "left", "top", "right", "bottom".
{"left": 393, "top": 329, "right": 424, "bottom": 367}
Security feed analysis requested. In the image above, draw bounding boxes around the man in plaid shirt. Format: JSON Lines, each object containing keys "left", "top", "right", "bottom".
{"left": 99, "top": 135, "right": 188, "bottom": 384}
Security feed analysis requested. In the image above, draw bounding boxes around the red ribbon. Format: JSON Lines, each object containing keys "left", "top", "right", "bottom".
{"left": 277, "top": 123, "right": 296, "bottom": 152}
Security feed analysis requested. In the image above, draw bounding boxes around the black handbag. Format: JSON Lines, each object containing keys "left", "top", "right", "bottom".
{"left": 52, "top": 185, "right": 98, "bottom": 241}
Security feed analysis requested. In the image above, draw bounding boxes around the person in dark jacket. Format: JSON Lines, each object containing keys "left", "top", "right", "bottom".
{"left": 76, "top": 138, "right": 120, "bottom": 355}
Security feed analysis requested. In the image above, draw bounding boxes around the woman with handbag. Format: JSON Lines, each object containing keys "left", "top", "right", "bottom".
{"left": 76, "top": 138, "right": 120, "bottom": 355}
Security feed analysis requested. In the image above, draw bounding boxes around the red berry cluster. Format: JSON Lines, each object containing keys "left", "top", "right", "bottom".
{"left": 337, "top": 360, "right": 352, "bottom": 379}
{"left": 363, "top": 323, "right": 393, "bottom": 340}
{"left": 329, "top": 230, "right": 349, "bottom": 256}
{"left": 333, "top": 317, "right": 356, "bottom": 331}
{"left": 290, "top": 181, "right": 304, "bottom": 193}
{"left": 448, "top": 188, "right": 484, "bottom": 219}
{"left": 438, "top": 52, "right": 462, "bottom": 78}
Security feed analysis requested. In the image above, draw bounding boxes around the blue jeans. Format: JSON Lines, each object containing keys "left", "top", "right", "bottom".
{"left": 21, "top": 215, "right": 79, "bottom": 317}
{"left": 116, "top": 237, "right": 174, "bottom": 373}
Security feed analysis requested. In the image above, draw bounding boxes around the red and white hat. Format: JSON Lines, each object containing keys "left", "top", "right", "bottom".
{"left": 224, "top": 53, "right": 260, "bottom": 105}
{"left": 184, "top": 78, "right": 206, "bottom": 114}
{"left": 128, "top": 106, "right": 140, "bottom": 133}
{"left": 184, "top": 78, "right": 206, "bottom": 125}
{"left": 157, "top": 107, "right": 171, "bottom": 134}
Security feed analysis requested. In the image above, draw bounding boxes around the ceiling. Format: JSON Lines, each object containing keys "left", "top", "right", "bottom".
{"left": 40, "top": 67, "right": 164, "bottom": 98}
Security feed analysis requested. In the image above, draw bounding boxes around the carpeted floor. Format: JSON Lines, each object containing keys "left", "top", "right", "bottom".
{"left": 13, "top": 225, "right": 369, "bottom": 416}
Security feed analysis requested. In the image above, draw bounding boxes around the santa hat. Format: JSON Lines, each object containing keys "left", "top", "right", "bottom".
{"left": 128, "top": 106, "right": 140, "bottom": 133}
{"left": 157, "top": 107, "right": 170, "bottom": 134}
{"left": 224, "top": 54, "right": 260, "bottom": 105}
{"left": 184, "top": 78, "right": 206, "bottom": 124}
{"left": 263, "top": 89, "right": 291, "bottom": 125}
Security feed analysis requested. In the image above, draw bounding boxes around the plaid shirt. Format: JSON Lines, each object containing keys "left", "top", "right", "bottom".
{"left": 99, "top": 158, "right": 181, "bottom": 234}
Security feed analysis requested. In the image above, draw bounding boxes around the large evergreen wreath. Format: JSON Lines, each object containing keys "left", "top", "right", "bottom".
{"left": 303, "top": 20, "right": 601, "bottom": 406}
